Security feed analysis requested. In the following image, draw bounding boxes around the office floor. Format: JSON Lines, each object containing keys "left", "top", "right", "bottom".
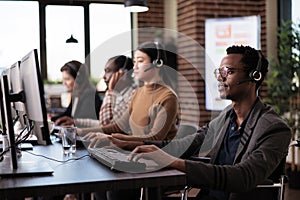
{"left": 285, "top": 185, "right": 300, "bottom": 199}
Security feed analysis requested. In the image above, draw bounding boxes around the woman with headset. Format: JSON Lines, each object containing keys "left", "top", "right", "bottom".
{"left": 50, "top": 60, "right": 102, "bottom": 125}
{"left": 79, "top": 41, "right": 178, "bottom": 145}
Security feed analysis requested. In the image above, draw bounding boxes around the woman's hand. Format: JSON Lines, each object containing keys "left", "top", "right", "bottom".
{"left": 76, "top": 128, "right": 83, "bottom": 136}
{"left": 54, "top": 116, "right": 74, "bottom": 126}
{"left": 111, "top": 133, "right": 131, "bottom": 140}
{"left": 108, "top": 135, "right": 144, "bottom": 150}
{"left": 82, "top": 132, "right": 109, "bottom": 148}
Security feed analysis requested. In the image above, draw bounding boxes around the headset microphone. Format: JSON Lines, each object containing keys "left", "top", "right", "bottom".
{"left": 144, "top": 65, "right": 154, "bottom": 72}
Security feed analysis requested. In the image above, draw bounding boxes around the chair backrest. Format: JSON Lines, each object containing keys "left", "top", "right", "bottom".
{"left": 268, "top": 158, "right": 286, "bottom": 183}
{"left": 176, "top": 123, "right": 198, "bottom": 139}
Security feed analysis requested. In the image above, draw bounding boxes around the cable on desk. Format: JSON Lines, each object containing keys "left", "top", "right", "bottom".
{"left": 22, "top": 150, "right": 90, "bottom": 163}
{"left": 15, "top": 120, "right": 34, "bottom": 145}
{"left": 0, "top": 147, "right": 10, "bottom": 162}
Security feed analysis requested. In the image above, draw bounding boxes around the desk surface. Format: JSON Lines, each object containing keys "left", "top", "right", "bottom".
{"left": 0, "top": 140, "right": 186, "bottom": 199}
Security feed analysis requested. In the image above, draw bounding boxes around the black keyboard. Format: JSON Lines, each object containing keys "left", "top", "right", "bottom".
{"left": 88, "top": 148, "right": 158, "bottom": 172}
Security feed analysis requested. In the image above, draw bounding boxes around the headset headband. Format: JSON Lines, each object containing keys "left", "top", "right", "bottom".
{"left": 252, "top": 50, "right": 262, "bottom": 82}
{"left": 153, "top": 42, "right": 163, "bottom": 67}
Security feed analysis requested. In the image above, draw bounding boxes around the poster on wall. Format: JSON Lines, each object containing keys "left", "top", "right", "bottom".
{"left": 205, "top": 15, "right": 261, "bottom": 110}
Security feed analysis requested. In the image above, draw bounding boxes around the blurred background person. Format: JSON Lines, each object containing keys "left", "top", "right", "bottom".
{"left": 50, "top": 60, "right": 102, "bottom": 126}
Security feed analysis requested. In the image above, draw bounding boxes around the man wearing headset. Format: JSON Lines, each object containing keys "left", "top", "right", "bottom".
{"left": 127, "top": 45, "right": 291, "bottom": 200}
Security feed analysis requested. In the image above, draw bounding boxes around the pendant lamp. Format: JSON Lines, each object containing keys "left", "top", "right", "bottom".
{"left": 124, "top": 0, "right": 149, "bottom": 12}
{"left": 66, "top": 34, "right": 78, "bottom": 43}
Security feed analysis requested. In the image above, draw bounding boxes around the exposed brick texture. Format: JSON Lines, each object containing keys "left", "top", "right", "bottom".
{"left": 137, "top": 0, "right": 268, "bottom": 127}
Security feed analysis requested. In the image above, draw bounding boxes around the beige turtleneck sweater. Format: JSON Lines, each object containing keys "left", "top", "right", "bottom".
{"left": 101, "top": 83, "right": 178, "bottom": 141}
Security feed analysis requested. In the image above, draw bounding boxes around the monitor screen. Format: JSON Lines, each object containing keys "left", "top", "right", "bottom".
{"left": 9, "top": 61, "right": 25, "bottom": 112}
{"left": 19, "top": 49, "right": 51, "bottom": 145}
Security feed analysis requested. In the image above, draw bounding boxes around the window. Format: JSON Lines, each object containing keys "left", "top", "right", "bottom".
{"left": 89, "top": 3, "right": 132, "bottom": 80}
{"left": 0, "top": 1, "right": 132, "bottom": 81}
{"left": 292, "top": 0, "right": 300, "bottom": 22}
{"left": 0, "top": 1, "right": 39, "bottom": 70}
{"left": 46, "top": 5, "right": 85, "bottom": 81}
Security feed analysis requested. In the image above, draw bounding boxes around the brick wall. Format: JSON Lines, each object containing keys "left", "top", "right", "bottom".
{"left": 137, "top": 0, "right": 268, "bottom": 126}
{"left": 137, "top": 0, "right": 164, "bottom": 43}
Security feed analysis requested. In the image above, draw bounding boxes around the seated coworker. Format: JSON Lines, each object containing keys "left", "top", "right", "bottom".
{"left": 80, "top": 41, "right": 178, "bottom": 145}
{"left": 56, "top": 55, "right": 137, "bottom": 127}
{"left": 126, "top": 45, "right": 291, "bottom": 200}
{"left": 51, "top": 60, "right": 102, "bottom": 126}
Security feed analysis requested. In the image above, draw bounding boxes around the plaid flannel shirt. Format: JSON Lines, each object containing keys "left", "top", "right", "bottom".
{"left": 99, "top": 84, "right": 137, "bottom": 126}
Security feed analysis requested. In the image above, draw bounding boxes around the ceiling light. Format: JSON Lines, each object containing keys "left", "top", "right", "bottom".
{"left": 124, "top": 0, "right": 149, "bottom": 13}
{"left": 66, "top": 34, "right": 78, "bottom": 43}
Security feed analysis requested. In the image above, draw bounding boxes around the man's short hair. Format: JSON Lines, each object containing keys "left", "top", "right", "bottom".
{"left": 226, "top": 45, "right": 269, "bottom": 89}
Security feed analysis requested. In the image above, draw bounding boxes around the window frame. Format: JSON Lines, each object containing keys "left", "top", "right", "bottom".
{"left": 38, "top": 0, "right": 131, "bottom": 80}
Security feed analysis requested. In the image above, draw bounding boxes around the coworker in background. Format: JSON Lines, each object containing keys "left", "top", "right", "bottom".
{"left": 127, "top": 45, "right": 291, "bottom": 200}
{"left": 55, "top": 55, "right": 136, "bottom": 127}
{"left": 51, "top": 60, "right": 102, "bottom": 126}
{"left": 81, "top": 41, "right": 178, "bottom": 146}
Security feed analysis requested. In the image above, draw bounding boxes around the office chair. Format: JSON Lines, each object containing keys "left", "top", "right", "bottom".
{"left": 179, "top": 157, "right": 287, "bottom": 200}
{"left": 175, "top": 123, "right": 199, "bottom": 139}
{"left": 180, "top": 175, "right": 286, "bottom": 200}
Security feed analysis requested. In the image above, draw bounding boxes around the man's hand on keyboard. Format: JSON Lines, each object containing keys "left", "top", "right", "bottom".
{"left": 128, "top": 145, "right": 177, "bottom": 167}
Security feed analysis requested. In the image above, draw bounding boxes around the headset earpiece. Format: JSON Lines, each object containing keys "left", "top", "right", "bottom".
{"left": 153, "top": 58, "right": 163, "bottom": 68}
{"left": 249, "top": 50, "right": 262, "bottom": 82}
{"left": 250, "top": 70, "right": 262, "bottom": 81}
{"left": 153, "top": 42, "right": 164, "bottom": 68}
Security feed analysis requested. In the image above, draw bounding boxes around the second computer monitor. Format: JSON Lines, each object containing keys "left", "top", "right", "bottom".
{"left": 9, "top": 61, "right": 25, "bottom": 113}
{"left": 19, "top": 49, "right": 51, "bottom": 145}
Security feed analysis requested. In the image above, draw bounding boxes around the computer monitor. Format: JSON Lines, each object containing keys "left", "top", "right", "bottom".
{"left": 0, "top": 49, "right": 52, "bottom": 170}
{"left": 1, "top": 49, "right": 51, "bottom": 146}
{"left": 9, "top": 61, "right": 25, "bottom": 113}
{"left": 1, "top": 73, "right": 53, "bottom": 175}
{"left": 1, "top": 74, "right": 20, "bottom": 169}
{"left": 0, "top": 68, "right": 18, "bottom": 134}
{"left": 4, "top": 62, "right": 26, "bottom": 130}
{"left": 19, "top": 49, "right": 51, "bottom": 145}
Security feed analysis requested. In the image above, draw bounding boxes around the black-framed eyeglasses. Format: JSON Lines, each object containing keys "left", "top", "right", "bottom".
{"left": 213, "top": 67, "right": 247, "bottom": 79}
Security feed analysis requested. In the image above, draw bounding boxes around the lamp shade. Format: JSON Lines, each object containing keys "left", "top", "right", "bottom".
{"left": 124, "top": 0, "right": 149, "bottom": 12}
{"left": 66, "top": 34, "right": 78, "bottom": 43}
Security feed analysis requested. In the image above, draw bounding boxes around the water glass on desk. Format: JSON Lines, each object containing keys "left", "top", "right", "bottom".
{"left": 61, "top": 126, "right": 77, "bottom": 154}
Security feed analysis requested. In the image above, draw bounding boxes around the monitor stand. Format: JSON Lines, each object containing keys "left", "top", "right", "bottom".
{"left": 0, "top": 154, "right": 54, "bottom": 177}
{"left": 0, "top": 75, "right": 53, "bottom": 177}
